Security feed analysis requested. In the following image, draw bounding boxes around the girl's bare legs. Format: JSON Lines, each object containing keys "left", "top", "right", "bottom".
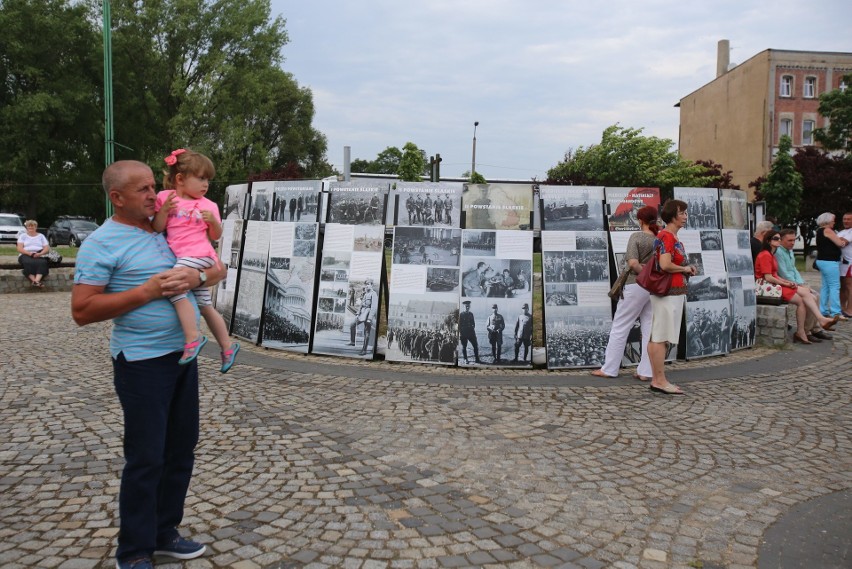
{"left": 174, "top": 297, "right": 201, "bottom": 344}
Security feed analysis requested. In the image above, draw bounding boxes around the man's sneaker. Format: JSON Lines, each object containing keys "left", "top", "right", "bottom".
{"left": 154, "top": 536, "right": 206, "bottom": 560}
{"left": 116, "top": 557, "right": 153, "bottom": 569}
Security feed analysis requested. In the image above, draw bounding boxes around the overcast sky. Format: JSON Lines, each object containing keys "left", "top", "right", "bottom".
{"left": 272, "top": 1, "right": 850, "bottom": 180}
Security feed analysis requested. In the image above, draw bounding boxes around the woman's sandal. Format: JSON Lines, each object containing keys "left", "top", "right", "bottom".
{"left": 179, "top": 335, "right": 208, "bottom": 365}
{"left": 220, "top": 343, "right": 241, "bottom": 374}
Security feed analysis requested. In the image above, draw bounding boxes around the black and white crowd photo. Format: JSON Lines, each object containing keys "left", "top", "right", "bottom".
{"left": 543, "top": 251, "right": 609, "bottom": 283}
{"left": 327, "top": 190, "right": 387, "bottom": 225}
{"left": 261, "top": 256, "right": 315, "bottom": 353}
{"left": 727, "top": 276, "right": 757, "bottom": 350}
{"left": 700, "top": 230, "right": 722, "bottom": 250}
{"left": 685, "top": 300, "right": 732, "bottom": 358}
{"left": 686, "top": 275, "right": 729, "bottom": 302}
{"left": 544, "top": 306, "right": 611, "bottom": 369}
{"left": 386, "top": 295, "right": 458, "bottom": 365}
{"left": 544, "top": 283, "right": 578, "bottom": 306}
{"left": 462, "top": 230, "right": 496, "bottom": 256}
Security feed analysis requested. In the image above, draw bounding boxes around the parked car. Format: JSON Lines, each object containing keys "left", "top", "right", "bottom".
{"left": 47, "top": 216, "right": 99, "bottom": 247}
{"left": 0, "top": 213, "right": 25, "bottom": 244}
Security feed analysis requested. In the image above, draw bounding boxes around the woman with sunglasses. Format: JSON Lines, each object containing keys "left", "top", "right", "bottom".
{"left": 755, "top": 231, "right": 838, "bottom": 344}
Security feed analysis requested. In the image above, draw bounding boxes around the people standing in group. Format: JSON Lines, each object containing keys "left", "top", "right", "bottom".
{"left": 814, "top": 212, "right": 849, "bottom": 320}
{"left": 153, "top": 149, "right": 240, "bottom": 373}
{"left": 757, "top": 230, "right": 838, "bottom": 344}
{"left": 16, "top": 219, "right": 51, "bottom": 287}
{"left": 646, "top": 200, "right": 697, "bottom": 395}
{"left": 836, "top": 211, "right": 852, "bottom": 318}
{"left": 774, "top": 228, "right": 834, "bottom": 342}
{"left": 72, "top": 160, "right": 226, "bottom": 569}
{"left": 592, "top": 205, "right": 659, "bottom": 381}
{"left": 751, "top": 220, "right": 774, "bottom": 261}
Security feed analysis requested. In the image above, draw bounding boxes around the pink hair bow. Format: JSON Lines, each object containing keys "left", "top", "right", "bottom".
{"left": 164, "top": 148, "right": 186, "bottom": 166}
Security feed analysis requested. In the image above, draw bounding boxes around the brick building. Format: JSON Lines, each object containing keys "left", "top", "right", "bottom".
{"left": 677, "top": 40, "right": 852, "bottom": 197}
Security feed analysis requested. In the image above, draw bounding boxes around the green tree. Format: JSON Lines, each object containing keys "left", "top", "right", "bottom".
{"left": 0, "top": 0, "right": 103, "bottom": 220}
{"left": 791, "top": 146, "right": 852, "bottom": 246}
{"left": 350, "top": 146, "right": 402, "bottom": 174}
{"left": 546, "top": 124, "right": 707, "bottom": 197}
{"left": 693, "top": 160, "right": 741, "bottom": 190}
{"left": 761, "top": 136, "right": 803, "bottom": 226}
{"left": 397, "top": 142, "right": 426, "bottom": 181}
{"left": 814, "top": 73, "right": 852, "bottom": 151}
{"left": 95, "top": 0, "right": 331, "bottom": 187}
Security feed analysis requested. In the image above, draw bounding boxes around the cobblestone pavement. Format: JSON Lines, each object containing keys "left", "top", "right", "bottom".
{"left": 1, "top": 291, "right": 850, "bottom": 569}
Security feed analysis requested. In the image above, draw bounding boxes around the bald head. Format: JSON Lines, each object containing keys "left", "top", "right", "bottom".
{"left": 102, "top": 161, "right": 157, "bottom": 223}
{"left": 102, "top": 160, "right": 151, "bottom": 195}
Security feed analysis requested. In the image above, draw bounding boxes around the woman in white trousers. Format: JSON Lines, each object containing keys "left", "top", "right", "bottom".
{"left": 592, "top": 206, "right": 659, "bottom": 380}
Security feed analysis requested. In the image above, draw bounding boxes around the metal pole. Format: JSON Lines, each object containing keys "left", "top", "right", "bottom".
{"left": 471, "top": 121, "right": 479, "bottom": 177}
{"left": 343, "top": 146, "right": 351, "bottom": 181}
{"left": 103, "top": 0, "right": 115, "bottom": 217}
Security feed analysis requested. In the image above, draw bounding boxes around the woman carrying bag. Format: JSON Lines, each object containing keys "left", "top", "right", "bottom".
{"left": 592, "top": 206, "right": 659, "bottom": 381}
{"left": 645, "top": 200, "right": 696, "bottom": 395}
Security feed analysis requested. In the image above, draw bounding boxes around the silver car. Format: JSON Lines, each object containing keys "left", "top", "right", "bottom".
{"left": 0, "top": 213, "right": 25, "bottom": 244}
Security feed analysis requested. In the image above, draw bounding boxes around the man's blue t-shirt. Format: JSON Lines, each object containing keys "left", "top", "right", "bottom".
{"left": 74, "top": 219, "right": 199, "bottom": 361}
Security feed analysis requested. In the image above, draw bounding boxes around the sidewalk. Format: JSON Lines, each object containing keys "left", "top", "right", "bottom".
{"left": 0, "top": 286, "right": 849, "bottom": 568}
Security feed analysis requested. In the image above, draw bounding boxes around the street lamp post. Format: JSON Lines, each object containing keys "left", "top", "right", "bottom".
{"left": 103, "top": 0, "right": 115, "bottom": 217}
{"left": 471, "top": 121, "right": 479, "bottom": 177}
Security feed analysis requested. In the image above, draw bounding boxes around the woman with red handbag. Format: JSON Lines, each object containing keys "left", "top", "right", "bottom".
{"left": 646, "top": 200, "right": 696, "bottom": 395}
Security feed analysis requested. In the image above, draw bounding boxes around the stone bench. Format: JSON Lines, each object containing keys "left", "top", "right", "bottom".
{"left": 755, "top": 303, "right": 795, "bottom": 348}
{"left": 0, "top": 266, "right": 75, "bottom": 294}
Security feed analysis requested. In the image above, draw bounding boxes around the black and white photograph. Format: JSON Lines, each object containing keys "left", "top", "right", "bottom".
{"left": 543, "top": 251, "right": 609, "bottom": 283}
{"left": 737, "top": 231, "right": 751, "bottom": 250}
{"left": 386, "top": 294, "right": 458, "bottom": 365}
{"left": 700, "top": 230, "right": 722, "bottom": 250}
{"left": 461, "top": 258, "right": 531, "bottom": 298}
{"left": 398, "top": 189, "right": 462, "bottom": 228}
{"left": 544, "top": 283, "right": 578, "bottom": 306}
{"left": 685, "top": 299, "right": 732, "bottom": 358}
{"left": 224, "top": 184, "right": 248, "bottom": 220}
{"left": 462, "top": 184, "right": 534, "bottom": 231}
{"left": 724, "top": 252, "right": 753, "bottom": 276}
{"left": 686, "top": 253, "right": 705, "bottom": 276}
{"left": 269, "top": 257, "right": 290, "bottom": 270}
{"left": 353, "top": 225, "right": 385, "bottom": 252}
{"left": 728, "top": 276, "right": 757, "bottom": 350}
{"left": 539, "top": 185, "right": 605, "bottom": 231}
{"left": 426, "top": 268, "right": 460, "bottom": 292}
{"left": 393, "top": 227, "right": 461, "bottom": 266}
{"left": 232, "top": 221, "right": 270, "bottom": 342}
{"left": 457, "top": 297, "right": 532, "bottom": 368}
{"left": 544, "top": 306, "right": 611, "bottom": 369}
{"left": 293, "top": 240, "right": 316, "bottom": 257}
{"left": 576, "top": 231, "right": 608, "bottom": 250}
{"left": 213, "top": 219, "right": 243, "bottom": 331}
{"left": 604, "top": 187, "right": 661, "bottom": 232}
{"left": 687, "top": 275, "right": 729, "bottom": 302}
{"left": 720, "top": 188, "right": 749, "bottom": 230}
{"left": 462, "top": 230, "right": 496, "bottom": 256}
{"left": 248, "top": 181, "right": 274, "bottom": 221}
{"left": 261, "top": 257, "right": 315, "bottom": 352}
{"left": 295, "top": 224, "right": 317, "bottom": 240}
{"left": 674, "top": 188, "right": 719, "bottom": 230}
{"left": 327, "top": 189, "right": 387, "bottom": 225}
{"left": 312, "top": 276, "right": 381, "bottom": 359}
{"left": 271, "top": 183, "right": 321, "bottom": 222}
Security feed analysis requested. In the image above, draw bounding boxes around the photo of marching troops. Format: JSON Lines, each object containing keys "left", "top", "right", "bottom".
{"left": 685, "top": 301, "right": 733, "bottom": 358}
{"left": 543, "top": 251, "right": 609, "bottom": 283}
{"left": 327, "top": 190, "right": 387, "bottom": 225}
{"left": 393, "top": 227, "right": 461, "bottom": 266}
{"left": 401, "top": 192, "right": 458, "bottom": 226}
{"left": 385, "top": 297, "right": 458, "bottom": 365}
{"left": 462, "top": 230, "right": 496, "bottom": 256}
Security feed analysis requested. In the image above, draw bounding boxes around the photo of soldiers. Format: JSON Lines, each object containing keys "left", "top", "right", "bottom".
{"left": 393, "top": 227, "right": 461, "bottom": 266}
{"left": 685, "top": 300, "right": 732, "bottom": 358}
{"left": 327, "top": 189, "right": 388, "bottom": 225}
{"left": 680, "top": 191, "right": 719, "bottom": 230}
{"left": 462, "top": 230, "right": 496, "bottom": 256}
{"left": 347, "top": 279, "right": 379, "bottom": 356}
{"left": 458, "top": 300, "right": 480, "bottom": 364}
{"left": 513, "top": 303, "right": 533, "bottom": 363}
{"left": 385, "top": 295, "right": 458, "bottom": 365}
{"left": 543, "top": 251, "right": 609, "bottom": 283}
{"left": 485, "top": 304, "right": 506, "bottom": 363}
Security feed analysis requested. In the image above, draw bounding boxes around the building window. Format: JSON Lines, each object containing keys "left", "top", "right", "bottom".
{"left": 779, "top": 118, "right": 793, "bottom": 140}
{"left": 780, "top": 75, "right": 793, "bottom": 97}
{"left": 802, "top": 120, "right": 815, "bottom": 145}
{"left": 804, "top": 76, "right": 816, "bottom": 98}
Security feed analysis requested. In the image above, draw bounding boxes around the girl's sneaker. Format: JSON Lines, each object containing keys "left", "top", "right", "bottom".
{"left": 179, "top": 335, "right": 208, "bottom": 365}
{"left": 220, "top": 342, "right": 240, "bottom": 373}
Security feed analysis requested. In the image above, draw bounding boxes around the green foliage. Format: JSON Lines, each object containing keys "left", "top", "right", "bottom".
{"left": 0, "top": 0, "right": 103, "bottom": 219}
{"left": 761, "top": 136, "right": 803, "bottom": 226}
{"left": 814, "top": 73, "right": 852, "bottom": 151}
{"left": 546, "top": 124, "right": 707, "bottom": 197}
{"left": 693, "top": 159, "right": 741, "bottom": 190}
{"left": 397, "top": 142, "right": 426, "bottom": 181}
{"left": 469, "top": 171, "right": 487, "bottom": 184}
{"left": 351, "top": 147, "right": 402, "bottom": 174}
{"left": 791, "top": 146, "right": 852, "bottom": 245}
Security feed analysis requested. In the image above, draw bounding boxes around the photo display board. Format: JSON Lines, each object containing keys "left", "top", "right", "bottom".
{"left": 720, "top": 188, "right": 756, "bottom": 350}
{"left": 326, "top": 181, "right": 389, "bottom": 225}
{"left": 215, "top": 183, "right": 249, "bottom": 332}
{"left": 458, "top": 229, "right": 533, "bottom": 367}
{"left": 395, "top": 182, "right": 462, "bottom": 228}
{"left": 674, "top": 187, "right": 730, "bottom": 359}
{"left": 232, "top": 220, "right": 271, "bottom": 342}
{"left": 462, "top": 184, "right": 534, "bottom": 230}
{"left": 604, "top": 187, "right": 665, "bottom": 365}
{"left": 540, "top": 186, "right": 611, "bottom": 369}
{"left": 386, "top": 183, "right": 463, "bottom": 365}
{"left": 258, "top": 183, "right": 321, "bottom": 353}
{"left": 223, "top": 183, "right": 249, "bottom": 221}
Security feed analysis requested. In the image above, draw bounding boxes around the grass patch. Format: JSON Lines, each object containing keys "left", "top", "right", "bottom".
{"left": 0, "top": 245, "right": 76, "bottom": 258}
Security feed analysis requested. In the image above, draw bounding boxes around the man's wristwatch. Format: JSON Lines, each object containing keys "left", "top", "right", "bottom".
{"left": 198, "top": 270, "right": 207, "bottom": 285}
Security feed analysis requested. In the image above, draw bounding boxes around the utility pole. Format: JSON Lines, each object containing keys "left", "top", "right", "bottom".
{"left": 471, "top": 121, "right": 479, "bottom": 177}
{"left": 103, "top": 0, "right": 115, "bottom": 217}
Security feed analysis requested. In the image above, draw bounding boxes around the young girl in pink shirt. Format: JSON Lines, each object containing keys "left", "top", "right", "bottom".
{"left": 153, "top": 149, "right": 240, "bottom": 372}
